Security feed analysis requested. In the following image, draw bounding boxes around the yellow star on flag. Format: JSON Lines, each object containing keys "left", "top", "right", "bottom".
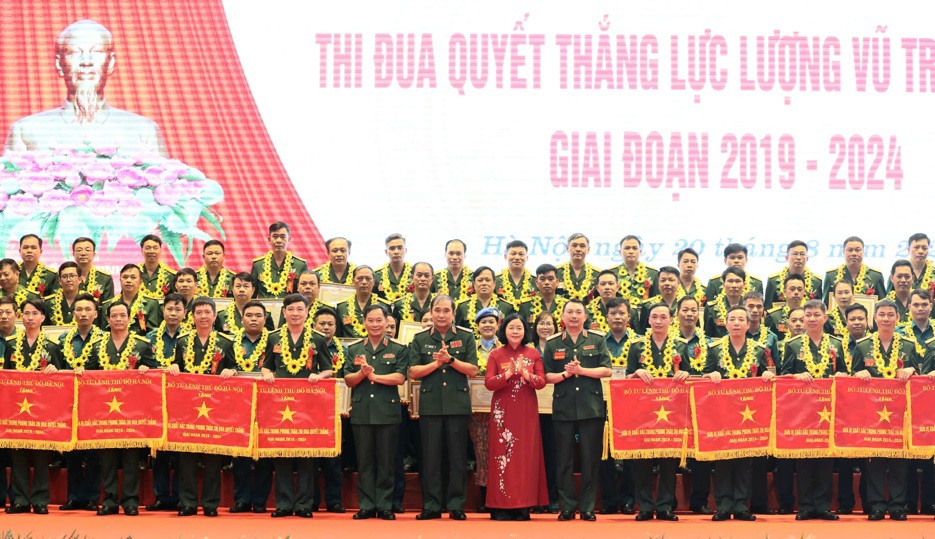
{"left": 739, "top": 405, "right": 756, "bottom": 424}
{"left": 817, "top": 406, "right": 832, "bottom": 424}
{"left": 17, "top": 397, "right": 34, "bottom": 416}
{"left": 653, "top": 405, "right": 672, "bottom": 423}
{"left": 195, "top": 401, "right": 213, "bottom": 420}
{"left": 106, "top": 396, "right": 124, "bottom": 415}
{"left": 279, "top": 405, "right": 297, "bottom": 423}
{"left": 877, "top": 405, "right": 893, "bottom": 423}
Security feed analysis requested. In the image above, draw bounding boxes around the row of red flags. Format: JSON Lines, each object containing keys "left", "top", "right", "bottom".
{"left": 0, "top": 371, "right": 340, "bottom": 458}
{"left": 608, "top": 377, "right": 935, "bottom": 461}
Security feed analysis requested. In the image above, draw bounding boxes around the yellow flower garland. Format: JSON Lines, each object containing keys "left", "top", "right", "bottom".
{"left": 560, "top": 263, "right": 595, "bottom": 300}
{"left": 139, "top": 262, "right": 173, "bottom": 299}
{"left": 233, "top": 328, "right": 268, "bottom": 372}
{"left": 528, "top": 296, "right": 567, "bottom": 332}
{"left": 279, "top": 326, "right": 314, "bottom": 375}
{"left": 258, "top": 251, "right": 296, "bottom": 296}
{"left": 799, "top": 334, "right": 832, "bottom": 378}
{"left": 318, "top": 262, "right": 356, "bottom": 285}
{"left": 609, "top": 329, "right": 637, "bottom": 367}
{"left": 499, "top": 269, "right": 533, "bottom": 307}
{"left": 871, "top": 333, "right": 901, "bottom": 379}
{"left": 62, "top": 326, "right": 101, "bottom": 369}
{"left": 98, "top": 333, "right": 139, "bottom": 370}
{"left": 777, "top": 267, "right": 815, "bottom": 300}
{"left": 835, "top": 264, "right": 869, "bottom": 294}
{"left": 341, "top": 297, "right": 368, "bottom": 337}
{"left": 587, "top": 298, "right": 610, "bottom": 333}
{"left": 677, "top": 278, "right": 706, "bottom": 307}
{"left": 466, "top": 294, "right": 502, "bottom": 335}
{"left": 475, "top": 341, "right": 501, "bottom": 373}
{"left": 842, "top": 333, "right": 852, "bottom": 374}
{"left": 719, "top": 337, "right": 757, "bottom": 379}
{"left": 84, "top": 266, "right": 103, "bottom": 298}
{"left": 436, "top": 268, "right": 472, "bottom": 301}
{"left": 126, "top": 293, "right": 146, "bottom": 327}
{"left": 331, "top": 339, "right": 346, "bottom": 371}
{"left": 197, "top": 266, "right": 232, "bottom": 297}
{"left": 639, "top": 332, "right": 676, "bottom": 377}
{"left": 24, "top": 262, "right": 48, "bottom": 295}
{"left": 9, "top": 331, "right": 48, "bottom": 371}
{"left": 918, "top": 261, "right": 935, "bottom": 291}
{"left": 379, "top": 262, "right": 413, "bottom": 303}
{"left": 683, "top": 325, "right": 708, "bottom": 372}
{"left": 182, "top": 332, "right": 220, "bottom": 374}
{"left": 48, "top": 290, "right": 76, "bottom": 326}
{"left": 152, "top": 322, "right": 175, "bottom": 368}
{"left": 828, "top": 307, "right": 846, "bottom": 336}
{"left": 12, "top": 288, "right": 29, "bottom": 309}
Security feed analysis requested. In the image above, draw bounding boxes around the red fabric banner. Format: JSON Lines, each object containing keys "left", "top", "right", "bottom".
{"left": 831, "top": 377, "right": 908, "bottom": 458}
{"left": 907, "top": 377, "right": 935, "bottom": 457}
{"left": 607, "top": 379, "right": 691, "bottom": 460}
{"left": 255, "top": 378, "right": 341, "bottom": 458}
{"left": 75, "top": 370, "right": 166, "bottom": 450}
{"left": 0, "top": 371, "right": 76, "bottom": 450}
{"left": 164, "top": 373, "right": 256, "bottom": 457}
{"left": 770, "top": 378, "right": 833, "bottom": 457}
{"left": 690, "top": 378, "right": 772, "bottom": 461}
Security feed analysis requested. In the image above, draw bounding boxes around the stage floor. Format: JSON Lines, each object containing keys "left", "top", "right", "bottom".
{"left": 1, "top": 511, "right": 931, "bottom": 539}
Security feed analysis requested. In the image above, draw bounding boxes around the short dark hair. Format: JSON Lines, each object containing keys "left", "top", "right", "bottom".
{"left": 413, "top": 261, "right": 434, "bottom": 275}
{"left": 891, "top": 259, "right": 912, "bottom": 275}
{"left": 783, "top": 273, "right": 806, "bottom": 288}
{"left": 596, "top": 269, "right": 618, "bottom": 282}
{"left": 803, "top": 299, "right": 827, "bottom": 313}
{"left": 909, "top": 288, "right": 932, "bottom": 304}
{"left": 658, "top": 266, "right": 680, "bottom": 279}
{"left": 726, "top": 305, "right": 749, "bottom": 319}
{"left": 297, "top": 270, "right": 320, "bottom": 284}
{"left": 242, "top": 300, "right": 268, "bottom": 316}
{"left": 619, "top": 235, "right": 641, "bottom": 247}
{"left": 325, "top": 237, "right": 352, "bottom": 250}
{"left": 0, "top": 259, "right": 20, "bottom": 273}
{"left": 176, "top": 267, "right": 197, "bottom": 280}
{"left": 843, "top": 236, "right": 864, "bottom": 248}
{"left": 363, "top": 304, "right": 390, "bottom": 319}
{"left": 72, "top": 237, "right": 96, "bottom": 250}
{"left": 786, "top": 240, "right": 808, "bottom": 252}
{"left": 232, "top": 272, "right": 255, "bottom": 287}
{"left": 191, "top": 296, "right": 217, "bottom": 314}
{"left": 723, "top": 243, "right": 747, "bottom": 258}
{"left": 722, "top": 266, "right": 746, "bottom": 282}
{"left": 314, "top": 305, "right": 338, "bottom": 322}
{"left": 73, "top": 293, "right": 99, "bottom": 311}
{"left": 352, "top": 265, "right": 374, "bottom": 278}
{"left": 472, "top": 266, "right": 495, "bottom": 282}
{"left": 431, "top": 294, "right": 456, "bottom": 311}
{"left": 282, "top": 293, "right": 309, "bottom": 308}
{"left": 269, "top": 221, "right": 290, "bottom": 235}
{"left": 605, "top": 296, "right": 630, "bottom": 313}
{"left": 21, "top": 297, "right": 47, "bottom": 317}
{"left": 384, "top": 233, "right": 405, "bottom": 245}
{"left": 533, "top": 311, "right": 558, "bottom": 333}
{"left": 874, "top": 298, "right": 899, "bottom": 316}
{"left": 445, "top": 239, "right": 466, "bottom": 252}
{"left": 119, "top": 264, "right": 141, "bottom": 277}
{"left": 742, "top": 290, "right": 764, "bottom": 304}
{"left": 646, "top": 302, "right": 672, "bottom": 318}
{"left": 0, "top": 296, "right": 16, "bottom": 309}
{"left": 535, "top": 263, "right": 557, "bottom": 277}
{"left": 563, "top": 298, "right": 586, "bottom": 312}
{"left": 140, "top": 234, "right": 162, "bottom": 247}
{"left": 107, "top": 301, "right": 130, "bottom": 318}
{"left": 567, "top": 232, "right": 589, "bottom": 245}
{"left": 58, "top": 261, "right": 81, "bottom": 278}
{"left": 496, "top": 313, "right": 529, "bottom": 346}
{"left": 203, "top": 239, "right": 225, "bottom": 252}
{"left": 845, "top": 303, "right": 868, "bottom": 319}
{"left": 505, "top": 240, "right": 528, "bottom": 252}
{"left": 163, "top": 293, "right": 186, "bottom": 309}
{"left": 909, "top": 233, "right": 930, "bottom": 245}
{"left": 678, "top": 248, "right": 699, "bottom": 264}
{"left": 19, "top": 234, "right": 42, "bottom": 248}
{"left": 833, "top": 279, "right": 853, "bottom": 293}
{"left": 676, "top": 295, "right": 699, "bottom": 310}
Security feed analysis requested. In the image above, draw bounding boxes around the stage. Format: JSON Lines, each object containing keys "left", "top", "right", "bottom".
{"left": 1, "top": 511, "right": 930, "bottom": 539}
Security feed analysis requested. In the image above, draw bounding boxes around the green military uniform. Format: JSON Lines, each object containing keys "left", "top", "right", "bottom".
{"left": 172, "top": 330, "right": 237, "bottom": 514}
{"left": 851, "top": 332, "right": 924, "bottom": 516}
{"left": 1, "top": 287, "right": 39, "bottom": 312}
{"left": 763, "top": 268, "right": 823, "bottom": 310}
{"left": 702, "top": 295, "right": 742, "bottom": 339}
{"left": 262, "top": 326, "right": 331, "bottom": 514}
{"left": 679, "top": 329, "right": 712, "bottom": 376}
{"left": 454, "top": 296, "right": 514, "bottom": 336}
{"left": 78, "top": 266, "right": 115, "bottom": 303}
{"left": 42, "top": 290, "right": 78, "bottom": 326}
{"left": 315, "top": 261, "right": 355, "bottom": 285}
{"left": 408, "top": 325, "right": 478, "bottom": 513}
{"left": 343, "top": 337, "right": 410, "bottom": 513}
{"left": 3, "top": 330, "right": 64, "bottom": 511}
{"left": 822, "top": 264, "right": 886, "bottom": 302}
{"left": 584, "top": 298, "right": 612, "bottom": 334}
{"left": 704, "top": 273, "right": 763, "bottom": 304}
{"left": 747, "top": 322, "right": 783, "bottom": 512}
{"left": 18, "top": 262, "right": 57, "bottom": 296}
{"left": 637, "top": 295, "right": 678, "bottom": 335}
{"left": 704, "top": 336, "right": 770, "bottom": 517}
{"left": 277, "top": 299, "right": 326, "bottom": 330}
{"left": 215, "top": 302, "right": 276, "bottom": 334}
{"left": 145, "top": 322, "right": 183, "bottom": 508}
{"left": 434, "top": 267, "right": 472, "bottom": 302}
{"left": 542, "top": 329, "right": 611, "bottom": 515}
{"left": 495, "top": 269, "right": 536, "bottom": 310}
{"left": 764, "top": 305, "right": 800, "bottom": 342}
{"left": 556, "top": 262, "right": 600, "bottom": 301}
{"left": 372, "top": 262, "right": 413, "bottom": 303}
{"left": 87, "top": 332, "right": 153, "bottom": 513}
{"left": 60, "top": 325, "right": 104, "bottom": 508}
{"left": 392, "top": 293, "right": 434, "bottom": 325}
{"left": 824, "top": 308, "right": 849, "bottom": 338}
{"left": 101, "top": 294, "right": 162, "bottom": 336}
{"left": 746, "top": 325, "right": 780, "bottom": 372}
{"left": 251, "top": 252, "right": 308, "bottom": 299}
{"left": 676, "top": 327, "right": 714, "bottom": 509}
{"left": 139, "top": 262, "right": 177, "bottom": 300}
{"left": 146, "top": 322, "right": 182, "bottom": 369}
{"left": 195, "top": 267, "right": 236, "bottom": 298}
{"left": 336, "top": 296, "right": 392, "bottom": 338}
{"left": 888, "top": 295, "right": 912, "bottom": 326}
{"left": 518, "top": 296, "right": 568, "bottom": 332}
{"left": 609, "top": 262, "right": 659, "bottom": 310}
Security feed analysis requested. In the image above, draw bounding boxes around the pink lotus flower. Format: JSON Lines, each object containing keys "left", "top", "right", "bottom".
{"left": 102, "top": 181, "right": 133, "bottom": 199}
{"left": 108, "top": 155, "right": 137, "bottom": 169}
{"left": 18, "top": 171, "right": 56, "bottom": 195}
{"left": 80, "top": 161, "right": 116, "bottom": 183}
{"left": 94, "top": 147, "right": 117, "bottom": 157}
{"left": 70, "top": 185, "right": 94, "bottom": 205}
{"left": 38, "top": 190, "right": 72, "bottom": 214}
{"left": 153, "top": 182, "right": 182, "bottom": 206}
{"left": 116, "top": 167, "right": 148, "bottom": 188}
{"left": 85, "top": 192, "right": 119, "bottom": 216}
{"left": 142, "top": 166, "right": 173, "bottom": 187}
{"left": 6, "top": 193, "right": 38, "bottom": 215}
{"left": 47, "top": 162, "right": 82, "bottom": 187}
{"left": 117, "top": 196, "right": 143, "bottom": 216}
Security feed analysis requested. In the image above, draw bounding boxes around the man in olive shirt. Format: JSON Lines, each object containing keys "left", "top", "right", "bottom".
{"left": 609, "top": 235, "right": 659, "bottom": 309}
{"left": 822, "top": 236, "right": 886, "bottom": 302}
{"left": 197, "top": 240, "right": 236, "bottom": 298}
{"left": 251, "top": 222, "right": 309, "bottom": 299}
{"left": 542, "top": 299, "right": 612, "bottom": 521}
{"left": 408, "top": 295, "right": 478, "bottom": 521}
{"left": 392, "top": 262, "right": 434, "bottom": 324}
{"left": 495, "top": 240, "right": 536, "bottom": 309}
{"left": 587, "top": 270, "right": 620, "bottom": 333}
{"left": 72, "top": 237, "right": 115, "bottom": 303}
{"left": 17, "top": 234, "right": 57, "bottom": 296}
{"left": 337, "top": 266, "right": 393, "bottom": 338}
{"left": 0, "top": 259, "right": 39, "bottom": 310}
{"left": 888, "top": 260, "right": 914, "bottom": 325}
{"left": 216, "top": 273, "right": 275, "bottom": 333}
{"left": 373, "top": 233, "right": 413, "bottom": 303}
{"left": 316, "top": 237, "right": 355, "bottom": 285}
{"left": 764, "top": 240, "right": 822, "bottom": 309}
{"left": 765, "top": 274, "right": 806, "bottom": 342}
{"left": 556, "top": 233, "right": 600, "bottom": 301}
{"left": 435, "top": 239, "right": 472, "bottom": 302}
{"left": 704, "top": 244, "right": 763, "bottom": 302}
{"left": 519, "top": 264, "right": 568, "bottom": 332}
{"left": 704, "top": 267, "right": 746, "bottom": 338}
{"left": 311, "top": 306, "right": 348, "bottom": 514}
{"left": 638, "top": 266, "right": 681, "bottom": 332}
{"left": 261, "top": 294, "right": 332, "bottom": 518}
{"left": 101, "top": 264, "right": 161, "bottom": 335}
{"left": 44, "top": 262, "right": 82, "bottom": 326}
{"left": 139, "top": 234, "right": 177, "bottom": 300}
{"left": 906, "top": 233, "right": 934, "bottom": 291}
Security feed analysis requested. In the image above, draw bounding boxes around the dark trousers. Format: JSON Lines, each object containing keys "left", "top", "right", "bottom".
{"left": 633, "top": 458, "right": 677, "bottom": 513}
{"left": 100, "top": 448, "right": 141, "bottom": 509}
{"left": 9, "top": 449, "right": 52, "bottom": 507}
{"left": 554, "top": 417, "right": 603, "bottom": 514}
{"left": 796, "top": 458, "right": 833, "bottom": 513}
{"left": 599, "top": 459, "right": 634, "bottom": 509}
{"left": 714, "top": 458, "right": 752, "bottom": 514}
{"left": 179, "top": 453, "right": 223, "bottom": 510}
{"left": 419, "top": 414, "right": 469, "bottom": 512}
{"left": 64, "top": 450, "right": 100, "bottom": 503}
{"left": 688, "top": 458, "right": 712, "bottom": 509}
{"left": 865, "top": 458, "right": 908, "bottom": 513}
{"left": 775, "top": 458, "right": 796, "bottom": 509}
{"left": 750, "top": 456, "right": 771, "bottom": 508}
{"left": 151, "top": 451, "right": 179, "bottom": 505}
{"left": 273, "top": 457, "right": 315, "bottom": 511}
{"left": 392, "top": 406, "right": 412, "bottom": 505}
{"left": 906, "top": 458, "right": 935, "bottom": 511}
{"left": 0, "top": 448, "right": 8, "bottom": 505}
{"left": 311, "top": 456, "right": 342, "bottom": 508}
{"left": 539, "top": 414, "right": 559, "bottom": 507}
{"left": 354, "top": 423, "right": 399, "bottom": 512}
{"left": 233, "top": 457, "right": 273, "bottom": 507}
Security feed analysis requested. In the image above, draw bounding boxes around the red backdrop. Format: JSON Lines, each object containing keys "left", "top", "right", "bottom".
{"left": 0, "top": 0, "right": 326, "bottom": 271}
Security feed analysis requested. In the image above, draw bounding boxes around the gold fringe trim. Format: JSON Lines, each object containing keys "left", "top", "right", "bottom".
{"left": 75, "top": 439, "right": 162, "bottom": 450}
{"left": 610, "top": 449, "right": 685, "bottom": 460}
{"left": 829, "top": 377, "right": 839, "bottom": 454}
{"left": 604, "top": 383, "right": 616, "bottom": 460}
{"left": 828, "top": 448, "right": 911, "bottom": 459}
{"left": 163, "top": 442, "right": 253, "bottom": 458}
{"left": 692, "top": 447, "right": 770, "bottom": 462}
{"left": 602, "top": 420, "right": 610, "bottom": 460}
{"left": 249, "top": 382, "right": 259, "bottom": 460}
{"left": 332, "top": 380, "right": 342, "bottom": 455}
{"left": 70, "top": 374, "right": 79, "bottom": 448}
{"left": 768, "top": 382, "right": 778, "bottom": 454}
{"left": 257, "top": 448, "right": 341, "bottom": 458}
{"left": 0, "top": 440, "right": 75, "bottom": 451}
{"left": 770, "top": 448, "right": 833, "bottom": 458}
{"left": 679, "top": 428, "right": 689, "bottom": 468}
{"left": 689, "top": 385, "right": 701, "bottom": 455}
{"left": 154, "top": 370, "right": 168, "bottom": 457}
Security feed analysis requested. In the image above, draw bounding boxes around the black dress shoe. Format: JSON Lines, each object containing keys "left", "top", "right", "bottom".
{"left": 449, "top": 510, "right": 467, "bottom": 520}
{"left": 295, "top": 509, "right": 313, "bottom": 518}
{"left": 6, "top": 504, "right": 30, "bottom": 514}
{"left": 33, "top": 505, "right": 48, "bottom": 515}
{"left": 734, "top": 510, "right": 756, "bottom": 521}
{"left": 557, "top": 510, "right": 575, "bottom": 521}
{"left": 836, "top": 508, "right": 853, "bottom": 515}
{"left": 757, "top": 505, "right": 779, "bottom": 515}
{"left": 580, "top": 511, "right": 596, "bottom": 521}
{"left": 905, "top": 506, "right": 919, "bottom": 515}
{"left": 271, "top": 508, "right": 293, "bottom": 518}
{"left": 60, "top": 500, "right": 82, "bottom": 511}
{"left": 691, "top": 505, "right": 714, "bottom": 515}
{"left": 97, "top": 505, "right": 120, "bottom": 516}
{"left": 391, "top": 503, "right": 405, "bottom": 514}
{"left": 868, "top": 510, "right": 886, "bottom": 520}
{"left": 795, "top": 510, "right": 812, "bottom": 520}
{"left": 327, "top": 503, "right": 346, "bottom": 513}
{"left": 416, "top": 510, "right": 441, "bottom": 520}
{"left": 712, "top": 510, "right": 731, "bottom": 521}
{"left": 621, "top": 503, "right": 636, "bottom": 515}
{"left": 922, "top": 504, "right": 935, "bottom": 515}
{"left": 890, "top": 510, "right": 907, "bottom": 521}
{"left": 178, "top": 506, "right": 197, "bottom": 516}
{"left": 204, "top": 507, "right": 219, "bottom": 517}
{"left": 379, "top": 510, "right": 396, "bottom": 520}
{"left": 84, "top": 501, "right": 99, "bottom": 512}
{"left": 353, "top": 509, "right": 376, "bottom": 520}
{"left": 230, "top": 502, "right": 252, "bottom": 513}
{"left": 656, "top": 509, "right": 678, "bottom": 521}
{"left": 515, "top": 508, "right": 530, "bottom": 521}
{"left": 599, "top": 505, "right": 618, "bottom": 515}
{"left": 253, "top": 505, "right": 267, "bottom": 513}
{"left": 817, "top": 511, "right": 839, "bottom": 520}
{"left": 146, "top": 500, "right": 178, "bottom": 511}
{"left": 124, "top": 506, "right": 139, "bottom": 516}
{"left": 635, "top": 511, "right": 653, "bottom": 521}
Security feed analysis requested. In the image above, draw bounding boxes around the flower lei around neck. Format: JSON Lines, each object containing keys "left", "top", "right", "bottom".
{"left": 197, "top": 266, "right": 231, "bottom": 297}
{"left": 437, "top": 268, "right": 472, "bottom": 301}
{"left": 624, "top": 262, "right": 650, "bottom": 300}
{"left": 98, "top": 333, "right": 139, "bottom": 370}
{"left": 183, "top": 332, "right": 220, "bottom": 374}
{"left": 49, "top": 290, "right": 77, "bottom": 326}
{"left": 234, "top": 328, "right": 269, "bottom": 372}
{"left": 528, "top": 295, "right": 566, "bottom": 332}
{"left": 140, "top": 262, "right": 172, "bottom": 298}
{"left": 587, "top": 298, "right": 609, "bottom": 333}
{"left": 828, "top": 307, "right": 846, "bottom": 336}
{"left": 609, "top": 328, "right": 637, "bottom": 367}
{"left": 152, "top": 322, "right": 176, "bottom": 368}
{"left": 84, "top": 266, "right": 103, "bottom": 298}
{"left": 777, "top": 267, "right": 815, "bottom": 300}
{"left": 10, "top": 331, "right": 47, "bottom": 371}
{"left": 639, "top": 332, "right": 677, "bottom": 377}
{"left": 499, "top": 269, "right": 533, "bottom": 303}
{"left": 720, "top": 337, "right": 757, "bottom": 378}
{"left": 280, "top": 325, "right": 314, "bottom": 375}
{"left": 379, "top": 263, "right": 412, "bottom": 303}
{"left": 62, "top": 326, "right": 102, "bottom": 369}
{"left": 677, "top": 278, "right": 706, "bottom": 307}
{"left": 467, "top": 294, "right": 501, "bottom": 334}
{"left": 561, "top": 263, "right": 594, "bottom": 300}
{"left": 917, "top": 261, "right": 935, "bottom": 291}
{"left": 871, "top": 333, "right": 901, "bottom": 379}
{"left": 25, "top": 262, "right": 48, "bottom": 295}
{"left": 319, "top": 261, "right": 355, "bottom": 285}
{"left": 799, "top": 334, "right": 833, "bottom": 378}
{"left": 836, "top": 264, "right": 869, "bottom": 294}
{"left": 331, "top": 339, "right": 346, "bottom": 371}
{"left": 342, "top": 297, "right": 369, "bottom": 337}
{"left": 259, "top": 251, "right": 295, "bottom": 296}
{"left": 682, "top": 325, "right": 708, "bottom": 372}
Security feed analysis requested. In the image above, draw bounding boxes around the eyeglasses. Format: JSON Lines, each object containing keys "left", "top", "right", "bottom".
{"left": 60, "top": 274, "right": 80, "bottom": 281}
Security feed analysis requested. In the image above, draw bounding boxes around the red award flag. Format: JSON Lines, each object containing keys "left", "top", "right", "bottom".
{"left": 831, "top": 377, "right": 908, "bottom": 458}
{"left": 75, "top": 370, "right": 166, "bottom": 450}
{"left": 165, "top": 373, "right": 256, "bottom": 457}
{"left": 0, "top": 371, "right": 76, "bottom": 450}
{"left": 690, "top": 378, "right": 772, "bottom": 461}
{"left": 607, "top": 379, "right": 691, "bottom": 460}
{"left": 770, "top": 378, "right": 833, "bottom": 457}
{"left": 255, "top": 378, "right": 341, "bottom": 458}
{"left": 907, "top": 377, "right": 935, "bottom": 457}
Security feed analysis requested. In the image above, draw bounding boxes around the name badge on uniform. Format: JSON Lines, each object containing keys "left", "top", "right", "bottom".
{"left": 589, "top": 323, "right": 599, "bottom": 330}
{"left": 273, "top": 344, "right": 282, "bottom": 353}
{"left": 383, "top": 353, "right": 395, "bottom": 359}
{"left": 500, "top": 362, "right": 512, "bottom": 371}
{"left": 354, "top": 355, "right": 367, "bottom": 366}
{"left": 450, "top": 340, "right": 462, "bottom": 348}
{"left": 343, "top": 317, "right": 353, "bottom": 325}
{"left": 864, "top": 359, "right": 875, "bottom": 367}
{"left": 583, "top": 345, "right": 595, "bottom": 351}
{"left": 555, "top": 350, "right": 566, "bottom": 360}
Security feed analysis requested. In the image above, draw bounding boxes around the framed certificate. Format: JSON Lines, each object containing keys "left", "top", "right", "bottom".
{"left": 398, "top": 380, "right": 410, "bottom": 404}
{"left": 336, "top": 379, "right": 351, "bottom": 416}
{"left": 469, "top": 377, "right": 493, "bottom": 412}
{"left": 319, "top": 283, "right": 355, "bottom": 307}
{"left": 409, "top": 380, "right": 421, "bottom": 418}
{"left": 536, "top": 384, "right": 554, "bottom": 414}
{"left": 397, "top": 321, "right": 424, "bottom": 344}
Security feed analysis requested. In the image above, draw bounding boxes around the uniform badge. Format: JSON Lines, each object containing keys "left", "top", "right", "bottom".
{"left": 590, "top": 323, "right": 599, "bottom": 330}
{"left": 383, "top": 353, "right": 395, "bottom": 359}
{"left": 583, "top": 345, "right": 595, "bottom": 351}
{"left": 778, "top": 324, "right": 788, "bottom": 332}
{"left": 354, "top": 355, "right": 367, "bottom": 366}
{"left": 273, "top": 344, "right": 282, "bottom": 353}
{"left": 864, "top": 359, "right": 875, "bottom": 367}
{"left": 343, "top": 317, "right": 353, "bottom": 324}
{"left": 554, "top": 350, "right": 566, "bottom": 360}
{"left": 450, "top": 340, "right": 462, "bottom": 348}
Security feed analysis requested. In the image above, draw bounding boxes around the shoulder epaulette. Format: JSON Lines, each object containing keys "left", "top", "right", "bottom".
{"left": 42, "top": 293, "right": 57, "bottom": 302}
{"left": 645, "top": 265, "right": 658, "bottom": 272}
{"left": 856, "top": 335, "right": 872, "bottom": 344}
{"left": 750, "top": 339, "right": 767, "bottom": 349}
{"left": 164, "top": 267, "right": 177, "bottom": 275}
{"left": 769, "top": 271, "right": 783, "bottom": 279}
{"left": 45, "top": 333, "right": 60, "bottom": 345}
{"left": 766, "top": 306, "right": 783, "bottom": 314}
{"left": 866, "top": 266, "right": 883, "bottom": 275}
{"left": 292, "top": 255, "right": 306, "bottom": 262}
{"left": 179, "top": 330, "right": 194, "bottom": 340}
{"left": 455, "top": 325, "right": 474, "bottom": 334}
{"left": 455, "top": 297, "right": 471, "bottom": 307}
{"left": 216, "top": 332, "right": 234, "bottom": 341}
{"left": 643, "top": 295, "right": 662, "bottom": 304}
{"left": 519, "top": 297, "right": 534, "bottom": 305}
{"left": 828, "top": 334, "right": 843, "bottom": 342}
{"left": 708, "top": 339, "right": 721, "bottom": 348}
{"left": 376, "top": 263, "right": 390, "bottom": 272}
{"left": 344, "top": 338, "right": 365, "bottom": 347}
{"left": 389, "top": 338, "right": 406, "bottom": 346}
{"left": 132, "top": 334, "right": 150, "bottom": 342}
{"left": 677, "top": 336, "right": 689, "bottom": 344}
{"left": 252, "top": 255, "right": 266, "bottom": 262}
{"left": 375, "top": 297, "right": 393, "bottom": 306}
{"left": 311, "top": 328, "right": 327, "bottom": 339}
{"left": 751, "top": 276, "right": 763, "bottom": 283}
{"left": 88, "top": 334, "right": 104, "bottom": 345}
{"left": 547, "top": 333, "right": 564, "bottom": 341}
{"left": 708, "top": 274, "right": 722, "bottom": 281}
{"left": 926, "top": 335, "right": 935, "bottom": 347}
{"left": 587, "top": 329, "right": 605, "bottom": 337}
